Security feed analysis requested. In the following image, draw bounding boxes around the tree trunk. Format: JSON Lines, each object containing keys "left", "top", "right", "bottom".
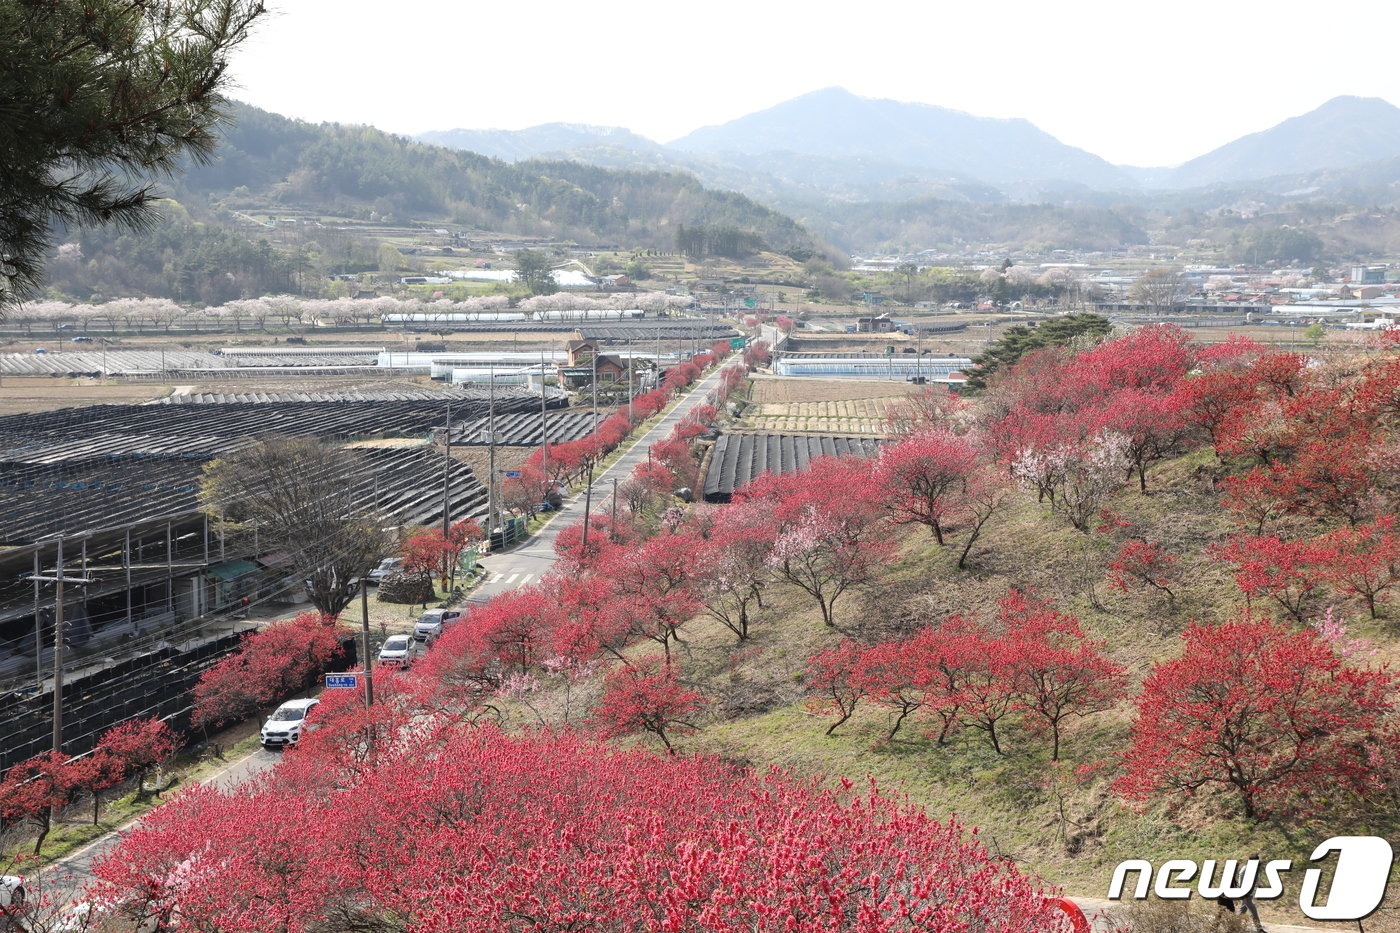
{"left": 825, "top": 708, "right": 853, "bottom": 736}
{"left": 33, "top": 810, "right": 51, "bottom": 855}
{"left": 958, "top": 523, "right": 986, "bottom": 570}
{"left": 887, "top": 704, "right": 917, "bottom": 740}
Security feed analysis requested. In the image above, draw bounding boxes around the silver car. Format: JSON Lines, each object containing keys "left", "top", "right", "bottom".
{"left": 412, "top": 608, "right": 462, "bottom": 644}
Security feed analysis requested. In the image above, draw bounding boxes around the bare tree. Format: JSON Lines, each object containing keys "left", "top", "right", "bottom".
{"left": 199, "top": 436, "right": 390, "bottom": 615}
{"left": 1129, "top": 269, "right": 1189, "bottom": 315}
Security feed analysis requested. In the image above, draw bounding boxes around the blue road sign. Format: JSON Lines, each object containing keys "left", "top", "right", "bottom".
{"left": 504, "top": 470, "right": 521, "bottom": 477}
{"left": 325, "top": 673, "right": 359, "bottom": 689}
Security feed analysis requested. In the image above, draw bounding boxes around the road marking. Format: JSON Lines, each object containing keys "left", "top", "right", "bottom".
{"left": 55, "top": 747, "right": 266, "bottom": 868}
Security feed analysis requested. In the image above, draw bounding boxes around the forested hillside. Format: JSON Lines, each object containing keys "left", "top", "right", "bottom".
{"left": 794, "top": 198, "right": 1151, "bottom": 254}
{"left": 34, "top": 104, "right": 827, "bottom": 302}
{"left": 184, "top": 105, "right": 819, "bottom": 252}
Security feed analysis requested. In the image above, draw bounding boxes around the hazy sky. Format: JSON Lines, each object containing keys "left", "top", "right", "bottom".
{"left": 229, "top": 0, "right": 1400, "bottom": 168}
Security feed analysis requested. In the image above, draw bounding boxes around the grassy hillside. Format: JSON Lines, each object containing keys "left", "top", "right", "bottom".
{"left": 503, "top": 436, "right": 1400, "bottom": 930}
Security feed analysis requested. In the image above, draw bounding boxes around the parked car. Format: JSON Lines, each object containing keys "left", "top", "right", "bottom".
{"left": 368, "top": 557, "right": 404, "bottom": 584}
{"left": 412, "top": 608, "right": 462, "bottom": 644}
{"left": 259, "top": 697, "right": 320, "bottom": 748}
{"left": 1, "top": 875, "right": 24, "bottom": 917}
{"left": 70, "top": 336, "right": 93, "bottom": 342}
{"left": 377, "top": 633, "right": 415, "bottom": 667}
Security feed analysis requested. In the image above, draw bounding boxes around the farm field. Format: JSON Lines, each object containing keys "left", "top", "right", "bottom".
{"left": 742, "top": 377, "right": 922, "bottom": 434}
{"left": 747, "top": 376, "right": 926, "bottom": 404}
{"left": 0, "top": 377, "right": 173, "bottom": 415}
{"left": 743, "top": 399, "right": 899, "bottom": 435}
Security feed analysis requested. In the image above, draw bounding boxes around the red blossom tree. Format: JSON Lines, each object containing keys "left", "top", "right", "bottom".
{"left": 1106, "top": 539, "right": 1177, "bottom": 601}
{"left": 1220, "top": 468, "right": 1287, "bottom": 534}
{"left": 190, "top": 612, "right": 347, "bottom": 731}
{"left": 399, "top": 528, "right": 444, "bottom": 573}
{"left": 1117, "top": 614, "right": 1394, "bottom": 819}
{"left": 593, "top": 531, "right": 703, "bottom": 663}
{"left": 90, "top": 717, "right": 180, "bottom": 818}
{"left": 501, "top": 463, "right": 548, "bottom": 517}
{"left": 996, "top": 591, "right": 1126, "bottom": 760}
{"left": 1262, "top": 435, "right": 1378, "bottom": 526}
{"left": 93, "top": 727, "right": 1063, "bottom": 932}
{"left": 0, "top": 751, "right": 107, "bottom": 853}
{"left": 941, "top": 617, "right": 1020, "bottom": 754}
{"left": 649, "top": 436, "right": 698, "bottom": 489}
{"left": 1215, "top": 534, "right": 1329, "bottom": 621}
{"left": 806, "top": 639, "right": 870, "bottom": 736}
{"left": 1095, "top": 388, "right": 1191, "bottom": 493}
{"left": 552, "top": 512, "right": 634, "bottom": 573}
{"left": 595, "top": 412, "right": 632, "bottom": 450}
{"left": 872, "top": 428, "right": 979, "bottom": 544}
{"left": 95, "top": 717, "right": 177, "bottom": 774}
{"left": 1074, "top": 324, "right": 1194, "bottom": 396}
{"left": 851, "top": 639, "right": 933, "bottom": 741}
{"left": 591, "top": 656, "right": 705, "bottom": 754}
{"left": 1175, "top": 368, "right": 1257, "bottom": 449}
{"left": 546, "top": 570, "right": 634, "bottom": 663}
{"left": 1315, "top": 517, "right": 1400, "bottom": 618}
{"left": 741, "top": 457, "right": 891, "bottom": 626}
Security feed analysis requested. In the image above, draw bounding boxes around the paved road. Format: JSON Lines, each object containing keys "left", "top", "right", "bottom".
{"left": 466, "top": 365, "right": 726, "bottom": 605}
{"left": 45, "top": 746, "right": 281, "bottom": 906}
{"left": 1070, "top": 895, "right": 1323, "bottom": 932}
{"left": 38, "top": 370, "right": 727, "bottom": 906}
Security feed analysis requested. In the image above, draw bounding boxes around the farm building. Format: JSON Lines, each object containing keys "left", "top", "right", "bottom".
{"left": 773, "top": 355, "right": 971, "bottom": 381}
{"left": 0, "top": 389, "right": 568, "bottom": 769}
{"left": 702, "top": 432, "right": 883, "bottom": 503}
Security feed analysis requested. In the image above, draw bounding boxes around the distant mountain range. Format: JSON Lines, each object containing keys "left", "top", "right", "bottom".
{"left": 668, "top": 88, "right": 1133, "bottom": 190}
{"left": 419, "top": 90, "right": 1400, "bottom": 201}
{"left": 1158, "top": 96, "right": 1400, "bottom": 189}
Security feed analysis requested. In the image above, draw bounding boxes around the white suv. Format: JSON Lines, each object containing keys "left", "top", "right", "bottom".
{"left": 259, "top": 698, "right": 320, "bottom": 748}
{"left": 1, "top": 876, "right": 24, "bottom": 926}
{"left": 412, "top": 608, "right": 462, "bottom": 644}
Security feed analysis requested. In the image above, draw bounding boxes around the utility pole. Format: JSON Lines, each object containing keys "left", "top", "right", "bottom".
{"left": 581, "top": 471, "right": 593, "bottom": 549}
{"left": 540, "top": 348, "right": 550, "bottom": 492}
{"left": 611, "top": 477, "right": 618, "bottom": 526}
{"left": 487, "top": 363, "right": 497, "bottom": 543}
{"left": 627, "top": 338, "right": 634, "bottom": 423}
{"left": 359, "top": 578, "right": 374, "bottom": 709}
{"left": 28, "top": 540, "right": 96, "bottom": 754}
{"left": 441, "top": 400, "right": 452, "bottom": 539}
{"left": 591, "top": 351, "right": 599, "bottom": 435}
